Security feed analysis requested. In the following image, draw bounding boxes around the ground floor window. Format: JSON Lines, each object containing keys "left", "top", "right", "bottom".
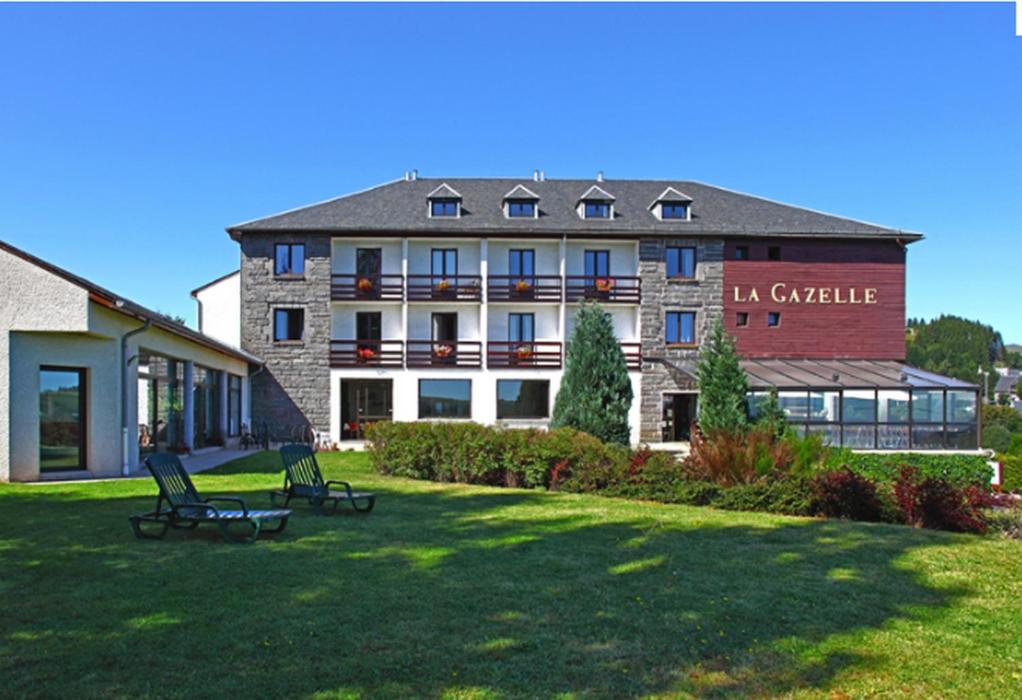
{"left": 193, "top": 366, "right": 221, "bottom": 448}
{"left": 227, "top": 374, "right": 242, "bottom": 437}
{"left": 419, "top": 379, "right": 471, "bottom": 419}
{"left": 341, "top": 379, "right": 393, "bottom": 440}
{"left": 138, "top": 354, "right": 185, "bottom": 453}
{"left": 496, "top": 380, "right": 549, "bottom": 419}
{"left": 747, "top": 387, "right": 979, "bottom": 450}
{"left": 39, "top": 366, "right": 86, "bottom": 472}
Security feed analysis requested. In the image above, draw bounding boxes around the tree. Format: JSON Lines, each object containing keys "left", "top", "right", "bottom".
{"left": 551, "top": 303, "right": 633, "bottom": 445}
{"left": 905, "top": 315, "right": 1003, "bottom": 384}
{"left": 755, "top": 387, "right": 787, "bottom": 439}
{"left": 696, "top": 318, "right": 749, "bottom": 436}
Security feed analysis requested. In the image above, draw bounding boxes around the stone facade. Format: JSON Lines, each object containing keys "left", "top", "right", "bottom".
{"left": 638, "top": 238, "right": 724, "bottom": 441}
{"left": 240, "top": 233, "right": 332, "bottom": 435}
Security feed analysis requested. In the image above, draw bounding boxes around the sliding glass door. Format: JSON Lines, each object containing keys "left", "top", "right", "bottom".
{"left": 39, "top": 367, "right": 86, "bottom": 472}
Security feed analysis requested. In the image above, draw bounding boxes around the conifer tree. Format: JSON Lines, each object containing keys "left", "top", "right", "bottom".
{"left": 696, "top": 318, "right": 749, "bottom": 436}
{"left": 551, "top": 303, "right": 633, "bottom": 445}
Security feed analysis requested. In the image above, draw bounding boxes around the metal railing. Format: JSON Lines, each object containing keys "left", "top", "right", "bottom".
{"left": 564, "top": 276, "right": 641, "bottom": 304}
{"left": 406, "top": 340, "right": 483, "bottom": 368}
{"left": 487, "top": 341, "right": 563, "bottom": 369}
{"left": 406, "top": 274, "right": 483, "bottom": 302}
{"left": 329, "top": 339, "right": 404, "bottom": 368}
{"left": 486, "top": 275, "right": 563, "bottom": 302}
{"left": 330, "top": 274, "right": 404, "bottom": 301}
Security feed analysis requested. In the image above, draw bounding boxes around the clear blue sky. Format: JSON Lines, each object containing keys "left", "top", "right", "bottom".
{"left": 1, "top": 3, "right": 1019, "bottom": 338}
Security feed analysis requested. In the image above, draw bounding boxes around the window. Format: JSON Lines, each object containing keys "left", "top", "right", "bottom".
{"left": 767, "top": 246, "right": 782, "bottom": 261}
{"left": 734, "top": 246, "right": 749, "bottom": 261}
{"left": 584, "top": 201, "right": 610, "bottom": 219}
{"left": 666, "top": 311, "right": 696, "bottom": 345}
{"left": 666, "top": 246, "right": 696, "bottom": 279}
{"left": 661, "top": 203, "right": 689, "bottom": 220}
{"left": 767, "top": 312, "right": 781, "bottom": 327}
{"left": 274, "top": 243, "right": 305, "bottom": 277}
{"left": 193, "top": 367, "right": 221, "bottom": 448}
{"left": 508, "top": 313, "right": 534, "bottom": 342}
{"left": 356, "top": 248, "right": 382, "bottom": 276}
{"left": 432, "top": 312, "right": 458, "bottom": 342}
{"left": 39, "top": 367, "right": 86, "bottom": 472}
{"left": 357, "top": 312, "right": 382, "bottom": 343}
{"left": 430, "top": 199, "right": 459, "bottom": 217}
{"left": 507, "top": 201, "right": 536, "bottom": 218}
{"left": 497, "top": 380, "right": 550, "bottom": 419}
{"left": 228, "top": 375, "right": 242, "bottom": 437}
{"left": 273, "top": 308, "right": 304, "bottom": 342}
{"left": 419, "top": 379, "right": 471, "bottom": 419}
{"left": 584, "top": 249, "right": 610, "bottom": 278}
{"left": 431, "top": 248, "right": 458, "bottom": 278}
{"left": 509, "top": 249, "right": 535, "bottom": 279}
{"left": 736, "top": 312, "right": 748, "bottom": 327}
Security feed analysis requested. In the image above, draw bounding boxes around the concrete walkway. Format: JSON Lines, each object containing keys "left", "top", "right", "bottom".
{"left": 28, "top": 447, "right": 256, "bottom": 485}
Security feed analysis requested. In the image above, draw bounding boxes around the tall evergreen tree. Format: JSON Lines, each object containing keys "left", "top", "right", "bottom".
{"left": 552, "top": 303, "right": 633, "bottom": 445}
{"left": 696, "top": 318, "right": 749, "bottom": 436}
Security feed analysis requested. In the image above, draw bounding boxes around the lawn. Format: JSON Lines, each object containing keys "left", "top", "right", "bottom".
{"left": 1, "top": 451, "right": 1020, "bottom": 699}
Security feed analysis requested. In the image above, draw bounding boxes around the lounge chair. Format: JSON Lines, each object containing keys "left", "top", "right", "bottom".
{"left": 130, "top": 453, "right": 292, "bottom": 544}
{"left": 271, "top": 444, "right": 376, "bottom": 514}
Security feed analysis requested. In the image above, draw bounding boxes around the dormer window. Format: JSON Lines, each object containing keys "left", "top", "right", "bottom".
{"left": 578, "top": 185, "right": 615, "bottom": 220}
{"left": 502, "top": 184, "right": 540, "bottom": 219}
{"left": 649, "top": 187, "right": 694, "bottom": 221}
{"left": 427, "top": 183, "right": 462, "bottom": 218}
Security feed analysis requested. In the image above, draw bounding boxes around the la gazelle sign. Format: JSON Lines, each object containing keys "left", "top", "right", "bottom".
{"left": 733, "top": 283, "right": 878, "bottom": 305}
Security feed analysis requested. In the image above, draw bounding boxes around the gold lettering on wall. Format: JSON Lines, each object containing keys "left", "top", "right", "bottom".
{"left": 731, "top": 284, "right": 880, "bottom": 305}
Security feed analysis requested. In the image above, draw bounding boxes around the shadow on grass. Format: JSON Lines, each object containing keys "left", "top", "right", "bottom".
{"left": 0, "top": 472, "right": 968, "bottom": 698}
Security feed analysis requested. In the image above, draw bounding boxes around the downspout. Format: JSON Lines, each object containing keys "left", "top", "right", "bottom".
{"left": 121, "top": 319, "right": 151, "bottom": 475}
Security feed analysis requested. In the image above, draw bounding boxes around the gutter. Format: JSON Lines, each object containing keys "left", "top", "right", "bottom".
{"left": 121, "top": 319, "right": 151, "bottom": 476}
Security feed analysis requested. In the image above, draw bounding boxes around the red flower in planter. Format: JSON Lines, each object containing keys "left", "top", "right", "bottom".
{"left": 514, "top": 279, "right": 532, "bottom": 293}
{"left": 595, "top": 277, "right": 615, "bottom": 292}
{"left": 435, "top": 279, "right": 452, "bottom": 292}
{"left": 356, "top": 277, "right": 375, "bottom": 292}
{"left": 356, "top": 347, "right": 376, "bottom": 363}
{"left": 515, "top": 346, "right": 533, "bottom": 360}
{"left": 434, "top": 344, "right": 454, "bottom": 359}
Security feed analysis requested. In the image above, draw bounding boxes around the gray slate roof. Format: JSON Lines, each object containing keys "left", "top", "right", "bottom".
{"left": 995, "top": 371, "right": 1019, "bottom": 394}
{"left": 228, "top": 176, "right": 921, "bottom": 240}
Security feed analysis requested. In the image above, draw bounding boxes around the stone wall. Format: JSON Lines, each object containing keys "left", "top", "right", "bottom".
{"left": 240, "top": 233, "right": 331, "bottom": 435}
{"left": 638, "top": 238, "right": 724, "bottom": 441}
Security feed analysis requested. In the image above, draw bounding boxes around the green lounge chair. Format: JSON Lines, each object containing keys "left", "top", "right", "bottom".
{"left": 272, "top": 444, "right": 376, "bottom": 514}
{"left": 130, "top": 453, "right": 291, "bottom": 544}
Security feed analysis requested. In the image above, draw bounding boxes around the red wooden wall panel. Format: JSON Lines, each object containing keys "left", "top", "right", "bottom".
{"left": 723, "top": 240, "right": 907, "bottom": 360}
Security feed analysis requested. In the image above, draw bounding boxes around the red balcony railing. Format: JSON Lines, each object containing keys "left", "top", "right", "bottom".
{"left": 487, "top": 275, "right": 563, "bottom": 302}
{"left": 330, "top": 274, "right": 404, "bottom": 301}
{"left": 407, "top": 275, "right": 483, "bottom": 302}
{"left": 620, "top": 342, "right": 642, "bottom": 371}
{"left": 329, "top": 339, "right": 404, "bottom": 368}
{"left": 406, "top": 340, "right": 483, "bottom": 368}
{"left": 564, "top": 276, "right": 641, "bottom": 304}
{"left": 487, "top": 341, "right": 562, "bottom": 369}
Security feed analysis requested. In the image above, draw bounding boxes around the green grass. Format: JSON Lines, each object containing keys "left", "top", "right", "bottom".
{"left": 2, "top": 451, "right": 1021, "bottom": 699}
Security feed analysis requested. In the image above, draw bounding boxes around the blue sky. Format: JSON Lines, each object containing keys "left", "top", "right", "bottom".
{"left": 1, "top": 3, "right": 1019, "bottom": 338}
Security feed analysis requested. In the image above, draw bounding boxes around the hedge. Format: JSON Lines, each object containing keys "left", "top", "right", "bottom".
{"left": 1000, "top": 455, "right": 1022, "bottom": 493}
{"left": 836, "top": 453, "right": 992, "bottom": 488}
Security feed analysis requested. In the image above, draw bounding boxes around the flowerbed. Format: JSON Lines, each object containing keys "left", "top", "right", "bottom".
{"left": 365, "top": 422, "right": 1002, "bottom": 533}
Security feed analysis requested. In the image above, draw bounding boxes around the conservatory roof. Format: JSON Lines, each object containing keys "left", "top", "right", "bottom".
{"left": 740, "top": 360, "right": 979, "bottom": 391}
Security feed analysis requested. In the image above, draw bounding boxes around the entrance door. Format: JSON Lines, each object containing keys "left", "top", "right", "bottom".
{"left": 341, "top": 379, "right": 393, "bottom": 440}
{"left": 662, "top": 393, "right": 697, "bottom": 442}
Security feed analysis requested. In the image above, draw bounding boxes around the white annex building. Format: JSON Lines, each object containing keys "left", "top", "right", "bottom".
{"left": 0, "top": 242, "right": 258, "bottom": 482}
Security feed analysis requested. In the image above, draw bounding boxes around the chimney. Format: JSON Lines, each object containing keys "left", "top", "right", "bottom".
{"left": 404, "top": 170, "right": 410, "bottom": 181}
{"left": 596, "top": 171, "right": 604, "bottom": 182}
{"left": 540, "top": 170, "right": 545, "bottom": 181}
{"left": 533, "top": 169, "right": 540, "bottom": 182}
{"left": 411, "top": 169, "right": 418, "bottom": 181}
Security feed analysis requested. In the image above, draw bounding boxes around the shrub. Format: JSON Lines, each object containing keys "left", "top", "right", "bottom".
{"left": 986, "top": 499, "right": 1022, "bottom": 539}
{"left": 780, "top": 430, "right": 833, "bottom": 478}
{"left": 834, "top": 452, "right": 992, "bottom": 488}
{"left": 983, "top": 404, "right": 1022, "bottom": 435}
{"left": 551, "top": 303, "right": 633, "bottom": 445}
{"left": 982, "top": 424, "right": 1013, "bottom": 453}
{"left": 894, "top": 466, "right": 990, "bottom": 534}
{"left": 696, "top": 319, "right": 749, "bottom": 436}
{"left": 1000, "top": 455, "right": 1022, "bottom": 493}
{"left": 683, "top": 424, "right": 786, "bottom": 486}
{"left": 811, "top": 468, "right": 885, "bottom": 522}
{"left": 712, "top": 477, "right": 814, "bottom": 516}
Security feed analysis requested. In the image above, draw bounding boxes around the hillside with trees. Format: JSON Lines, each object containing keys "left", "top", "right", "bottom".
{"left": 905, "top": 315, "right": 1007, "bottom": 384}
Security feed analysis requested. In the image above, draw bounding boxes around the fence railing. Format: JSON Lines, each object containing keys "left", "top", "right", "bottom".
{"left": 406, "top": 340, "right": 483, "bottom": 368}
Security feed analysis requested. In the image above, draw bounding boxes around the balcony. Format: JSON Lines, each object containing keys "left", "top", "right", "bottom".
{"left": 620, "top": 342, "right": 642, "bottom": 371}
{"left": 406, "top": 340, "right": 483, "bottom": 369}
{"left": 487, "top": 275, "right": 563, "bottom": 303}
{"left": 329, "top": 340, "right": 404, "bottom": 368}
{"left": 331, "top": 274, "right": 404, "bottom": 302}
{"left": 406, "top": 275, "right": 483, "bottom": 302}
{"left": 487, "top": 341, "right": 562, "bottom": 369}
{"left": 565, "top": 276, "right": 641, "bottom": 304}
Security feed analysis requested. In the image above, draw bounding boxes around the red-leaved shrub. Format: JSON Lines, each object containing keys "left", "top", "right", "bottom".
{"left": 895, "top": 466, "right": 990, "bottom": 534}
{"left": 811, "top": 468, "right": 885, "bottom": 522}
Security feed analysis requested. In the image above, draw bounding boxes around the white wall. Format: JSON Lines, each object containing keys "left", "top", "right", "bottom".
{"left": 487, "top": 306, "right": 559, "bottom": 341}
{"left": 194, "top": 271, "right": 241, "bottom": 348}
{"left": 331, "top": 240, "right": 403, "bottom": 275}
{"left": 565, "top": 241, "right": 638, "bottom": 276}
{"left": 407, "top": 240, "right": 480, "bottom": 275}
{"left": 331, "top": 304, "right": 404, "bottom": 339}
{"left": 487, "top": 240, "right": 560, "bottom": 276}
{"left": 407, "top": 305, "right": 481, "bottom": 340}
{"left": 566, "top": 306, "right": 639, "bottom": 341}
{"left": 329, "top": 368, "right": 642, "bottom": 445}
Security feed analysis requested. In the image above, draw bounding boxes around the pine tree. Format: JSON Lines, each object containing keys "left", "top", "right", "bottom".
{"left": 696, "top": 318, "right": 749, "bottom": 436}
{"left": 552, "top": 303, "right": 634, "bottom": 445}
{"left": 756, "top": 387, "right": 787, "bottom": 439}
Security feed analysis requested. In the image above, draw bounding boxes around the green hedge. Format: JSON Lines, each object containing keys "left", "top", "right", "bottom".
{"left": 835, "top": 453, "right": 992, "bottom": 488}
{"left": 1000, "top": 455, "right": 1022, "bottom": 493}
